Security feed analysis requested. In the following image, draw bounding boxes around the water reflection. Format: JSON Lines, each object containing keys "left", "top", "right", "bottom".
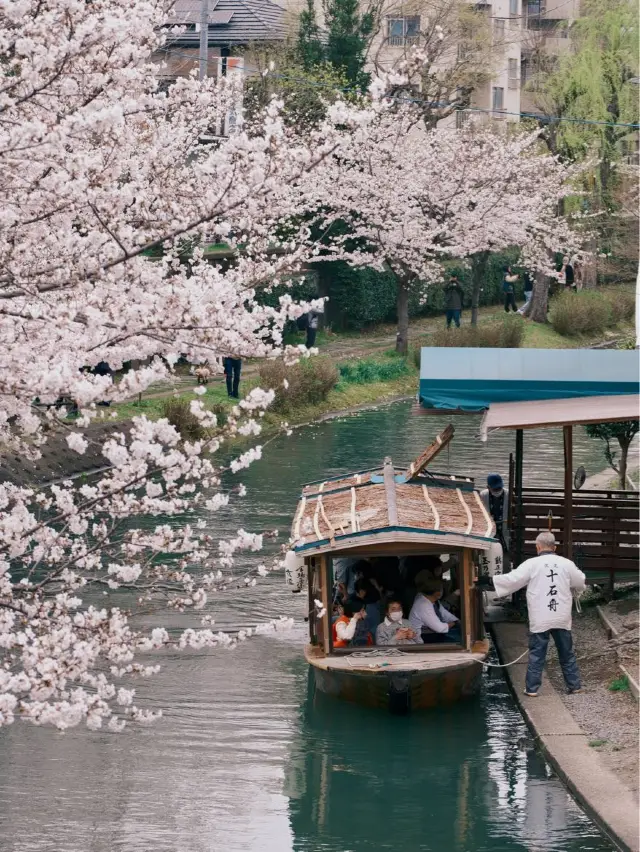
{"left": 287, "top": 667, "right": 612, "bottom": 852}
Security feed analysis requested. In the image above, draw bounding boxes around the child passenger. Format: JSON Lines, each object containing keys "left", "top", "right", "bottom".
{"left": 375, "top": 600, "right": 423, "bottom": 646}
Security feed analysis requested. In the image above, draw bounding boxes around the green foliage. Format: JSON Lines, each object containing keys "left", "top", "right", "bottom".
{"left": 549, "top": 288, "right": 635, "bottom": 336}
{"left": 319, "top": 261, "right": 397, "bottom": 329}
{"left": 531, "top": 0, "right": 639, "bottom": 164}
{"left": 585, "top": 420, "right": 639, "bottom": 447}
{"left": 338, "top": 357, "right": 411, "bottom": 385}
{"left": 588, "top": 739, "right": 609, "bottom": 747}
{"left": 418, "top": 317, "right": 525, "bottom": 357}
{"left": 258, "top": 358, "right": 338, "bottom": 413}
{"left": 243, "top": 50, "right": 351, "bottom": 131}
{"left": 317, "top": 250, "right": 521, "bottom": 331}
{"left": 608, "top": 675, "right": 630, "bottom": 692}
{"left": 297, "top": 0, "right": 324, "bottom": 70}
{"left": 324, "top": 0, "right": 375, "bottom": 89}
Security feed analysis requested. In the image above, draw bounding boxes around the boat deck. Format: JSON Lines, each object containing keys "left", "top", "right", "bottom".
{"left": 305, "top": 640, "right": 489, "bottom": 674}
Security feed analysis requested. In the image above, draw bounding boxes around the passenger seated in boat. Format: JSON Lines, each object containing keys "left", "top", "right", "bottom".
{"left": 334, "top": 559, "right": 371, "bottom": 604}
{"left": 351, "top": 578, "right": 382, "bottom": 636}
{"left": 409, "top": 578, "right": 461, "bottom": 645}
{"left": 414, "top": 561, "right": 461, "bottom": 616}
{"left": 400, "top": 555, "right": 445, "bottom": 617}
{"left": 375, "top": 600, "right": 423, "bottom": 646}
{"left": 333, "top": 599, "right": 370, "bottom": 648}
{"left": 367, "top": 556, "right": 402, "bottom": 598}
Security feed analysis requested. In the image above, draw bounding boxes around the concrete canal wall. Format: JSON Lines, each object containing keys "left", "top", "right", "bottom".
{"left": 491, "top": 622, "right": 640, "bottom": 852}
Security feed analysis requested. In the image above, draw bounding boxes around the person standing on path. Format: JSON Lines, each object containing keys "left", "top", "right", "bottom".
{"left": 306, "top": 310, "right": 319, "bottom": 348}
{"left": 503, "top": 266, "right": 519, "bottom": 312}
{"left": 561, "top": 255, "right": 575, "bottom": 291}
{"left": 223, "top": 356, "right": 241, "bottom": 399}
{"left": 443, "top": 275, "right": 464, "bottom": 328}
{"left": 478, "top": 531, "right": 586, "bottom": 697}
{"left": 517, "top": 272, "right": 533, "bottom": 315}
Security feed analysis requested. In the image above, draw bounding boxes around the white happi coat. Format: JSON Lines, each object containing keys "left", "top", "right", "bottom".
{"left": 492, "top": 552, "right": 586, "bottom": 634}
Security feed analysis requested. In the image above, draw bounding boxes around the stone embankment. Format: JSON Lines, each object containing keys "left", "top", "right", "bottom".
{"left": 492, "top": 621, "right": 640, "bottom": 852}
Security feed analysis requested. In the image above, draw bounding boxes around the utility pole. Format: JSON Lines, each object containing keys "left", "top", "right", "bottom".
{"left": 199, "top": 0, "right": 209, "bottom": 80}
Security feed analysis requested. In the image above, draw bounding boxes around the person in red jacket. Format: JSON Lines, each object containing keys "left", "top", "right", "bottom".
{"left": 332, "top": 599, "right": 368, "bottom": 648}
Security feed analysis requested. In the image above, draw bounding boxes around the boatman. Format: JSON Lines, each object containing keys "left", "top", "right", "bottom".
{"left": 477, "top": 531, "right": 586, "bottom": 697}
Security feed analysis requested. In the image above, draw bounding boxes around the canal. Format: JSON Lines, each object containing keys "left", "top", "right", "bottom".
{"left": 0, "top": 402, "right": 616, "bottom": 851}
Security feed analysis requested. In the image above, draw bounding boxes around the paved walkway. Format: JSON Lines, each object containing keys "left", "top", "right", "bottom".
{"left": 491, "top": 621, "right": 640, "bottom": 852}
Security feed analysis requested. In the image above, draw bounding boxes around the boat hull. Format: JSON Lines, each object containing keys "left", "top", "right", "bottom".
{"left": 305, "top": 642, "right": 489, "bottom": 712}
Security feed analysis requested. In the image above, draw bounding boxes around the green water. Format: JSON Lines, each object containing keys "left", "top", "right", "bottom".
{"left": 0, "top": 402, "right": 614, "bottom": 851}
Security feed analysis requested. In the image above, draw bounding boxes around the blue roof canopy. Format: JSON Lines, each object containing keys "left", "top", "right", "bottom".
{"left": 419, "top": 348, "right": 639, "bottom": 412}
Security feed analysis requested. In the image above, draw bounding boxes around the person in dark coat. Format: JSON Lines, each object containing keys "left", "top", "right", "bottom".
{"left": 503, "top": 266, "right": 519, "bottom": 312}
{"left": 443, "top": 276, "right": 463, "bottom": 328}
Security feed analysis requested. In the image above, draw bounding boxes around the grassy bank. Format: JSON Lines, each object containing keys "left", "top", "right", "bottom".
{"left": 107, "top": 283, "right": 635, "bottom": 437}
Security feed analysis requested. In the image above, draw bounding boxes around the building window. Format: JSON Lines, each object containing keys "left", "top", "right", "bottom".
{"left": 492, "top": 86, "right": 505, "bottom": 113}
{"left": 527, "top": 0, "right": 543, "bottom": 15}
{"left": 508, "top": 58, "right": 519, "bottom": 88}
{"left": 456, "top": 110, "right": 470, "bottom": 129}
{"left": 387, "top": 16, "right": 421, "bottom": 46}
{"left": 509, "top": 0, "right": 519, "bottom": 15}
{"left": 494, "top": 17, "right": 505, "bottom": 38}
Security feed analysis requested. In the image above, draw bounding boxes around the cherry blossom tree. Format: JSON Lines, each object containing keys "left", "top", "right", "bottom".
{"left": 0, "top": 0, "right": 387, "bottom": 731}
{"left": 303, "top": 108, "right": 586, "bottom": 353}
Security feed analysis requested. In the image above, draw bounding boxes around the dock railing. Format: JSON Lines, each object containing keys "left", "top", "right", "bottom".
{"left": 511, "top": 487, "right": 639, "bottom": 593}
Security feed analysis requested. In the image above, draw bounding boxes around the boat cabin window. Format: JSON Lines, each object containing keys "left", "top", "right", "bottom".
{"left": 330, "top": 552, "right": 468, "bottom": 651}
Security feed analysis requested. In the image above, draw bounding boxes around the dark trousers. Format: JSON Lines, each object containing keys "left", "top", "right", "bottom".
{"left": 306, "top": 327, "right": 317, "bottom": 348}
{"left": 421, "top": 626, "right": 461, "bottom": 644}
{"left": 504, "top": 293, "right": 518, "bottom": 312}
{"left": 224, "top": 358, "right": 241, "bottom": 398}
{"left": 446, "top": 309, "right": 461, "bottom": 328}
{"left": 526, "top": 629, "right": 581, "bottom": 694}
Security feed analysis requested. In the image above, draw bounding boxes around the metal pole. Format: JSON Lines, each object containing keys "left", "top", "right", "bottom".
{"left": 514, "top": 428, "right": 524, "bottom": 567}
{"left": 199, "top": 0, "right": 209, "bottom": 81}
{"left": 563, "top": 425, "right": 573, "bottom": 558}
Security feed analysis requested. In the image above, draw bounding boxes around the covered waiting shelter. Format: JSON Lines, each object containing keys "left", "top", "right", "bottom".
{"left": 418, "top": 347, "right": 639, "bottom": 583}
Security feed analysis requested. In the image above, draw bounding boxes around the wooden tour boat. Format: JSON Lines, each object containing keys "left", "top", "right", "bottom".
{"left": 285, "top": 426, "right": 502, "bottom": 713}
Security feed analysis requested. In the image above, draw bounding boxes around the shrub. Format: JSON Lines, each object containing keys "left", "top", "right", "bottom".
{"left": 162, "top": 397, "right": 206, "bottom": 440}
{"left": 603, "top": 289, "right": 636, "bottom": 325}
{"left": 425, "top": 317, "right": 525, "bottom": 350}
{"left": 258, "top": 358, "right": 338, "bottom": 414}
{"left": 338, "top": 357, "right": 411, "bottom": 385}
{"left": 549, "top": 291, "right": 611, "bottom": 336}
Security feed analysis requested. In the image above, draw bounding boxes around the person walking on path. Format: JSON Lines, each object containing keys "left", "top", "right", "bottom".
{"left": 478, "top": 531, "right": 586, "bottom": 697}
{"left": 443, "top": 275, "right": 464, "bottom": 328}
{"left": 223, "top": 356, "right": 241, "bottom": 399}
{"left": 503, "top": 266, "right": 519, "bottom": 313}
{"left": 517, "top": 272, "right": 533, "bottom": 315}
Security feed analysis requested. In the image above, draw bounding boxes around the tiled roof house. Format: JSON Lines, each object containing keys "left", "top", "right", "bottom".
{"left": 153, "top": 0, "right": 286, "bottom": 79}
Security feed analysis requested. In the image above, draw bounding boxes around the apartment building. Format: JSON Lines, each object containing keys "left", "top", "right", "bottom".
{"left": 369, "top": 0, "right": 579, "bottom": 126}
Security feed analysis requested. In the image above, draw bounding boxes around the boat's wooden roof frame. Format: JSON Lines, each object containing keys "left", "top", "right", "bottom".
{"left": 294, "top": 528, "right": 496, "bottom": 556}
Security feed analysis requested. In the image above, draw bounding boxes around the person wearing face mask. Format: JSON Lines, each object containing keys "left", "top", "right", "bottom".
{"left": 480, "top": 473, "right": 510, "bottom": 569}
{"left": 376, "top": 600, "right": 423, "bottom": 646}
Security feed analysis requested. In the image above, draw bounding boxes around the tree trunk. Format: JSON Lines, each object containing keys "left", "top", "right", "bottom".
{"left": 618, "top": 438, "right": 630, "bottom": 490}
{"left": 396, "top": 279, "right": 410, "bottom": 355}
{"left": 523, "top": 270, "right": 550, "bottom": 323}
{"left": 470, "top": 251, "right": 489, "bottom": 326}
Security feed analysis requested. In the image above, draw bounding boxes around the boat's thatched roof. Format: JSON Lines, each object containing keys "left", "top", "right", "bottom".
{"left": 291, "top": 455, "right": 497, "bottom": 555}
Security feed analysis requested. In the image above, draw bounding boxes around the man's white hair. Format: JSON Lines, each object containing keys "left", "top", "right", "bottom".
{"left": 536, "top": 531, "right": 556, "bottom": 550}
